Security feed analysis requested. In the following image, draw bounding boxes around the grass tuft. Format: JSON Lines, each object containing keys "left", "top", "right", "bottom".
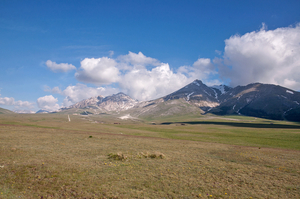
{"left": 108, "top": 152, "right": 128, "bottom": 161}
{"left": 139, "top": 151, "right": 165, "bottom": 159}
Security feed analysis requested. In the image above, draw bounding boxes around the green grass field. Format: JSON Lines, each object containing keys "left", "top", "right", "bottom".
{"left": 0, "top": 114, "right": 300, "bottom": 198}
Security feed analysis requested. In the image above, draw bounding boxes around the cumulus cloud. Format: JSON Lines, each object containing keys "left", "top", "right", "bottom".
{"left": 193, "top": 58, "right": 216, "bottom": 72}
{"left": 218, "top": 24, "right": 300, "bottom": 90}
{"left": 177, "top": 58, "right": 220, "bottom": 86}
{"left": 44, "top": 86, "right": 62, "bottom": 94}
{"left": 0, "top": 96, "right": 14, "bottom": 106}
{"left": 14, "top": 100, "right": 34, "bottom": 108}
{"left": 73, "top": 52, "right": 219, "bottom": 101}
{"left": 45, "top": 84, "right": 119, "bottom": 107}
{"left": 36, "top": 95, "right": 60, "bottom": 111}
{"left": 46, "top": 60, "right": 76, "bottom": 73}
{"left": 119, "top": 63, "right": 191, "bottom": 101}
{"left": 118, "top": 51, "right": 160, "bottom": 69}
{"left": 75, "top": 57, "right": 119, "bottom": 85}
{"left": 61, "top": 83, "right": 119, "bottom": 107}
{"left": 0, "top": 95, "right": 34, "bottom": 109}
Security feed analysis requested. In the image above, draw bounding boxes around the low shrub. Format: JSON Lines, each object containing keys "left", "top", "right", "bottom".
{"left": 108, "top": 152, "right": 128, "bottom": 161}
{"left": 139, "top": 151, "right": 165, "bottom": 159}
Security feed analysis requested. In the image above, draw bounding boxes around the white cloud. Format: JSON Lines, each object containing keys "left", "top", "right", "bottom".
{"left": 62, "top": 83, "right": 118, "bottom": 107}
{"left": 193, "top": 58, "right": 215, "bottom": 72}
{"left": 0, "top": 96, "right": 14, "bottom": 106}
{"left": 73, "top": 52, "right": 220, "bottom": 101}
{"left": 119, "top": 63, "right": 191, "bottom": 101}
{"left": 219, "top": 24, "right": 300, "bottom": 90}
{"left": 0, "top": 95, "right": 34, "bottom": 109}
{"left": 46, "top": 60, "right": 76, "bottom": 73}
{"left": 14, "top": 100, "right": 34, "bottom": 108}
{"left": 109, "top": 50, "right": 114, "bottom": 57}
{"left": 177, "top": 58, "right": 219, "bottom": 86}
{"left": 51, "top": 87, "right": 62, "bottom": 94}
{"left": 44, "top": 86, "right": 62, "bottom": 94}
{"left": 75, "top": 57, "right": 119, "bottom": 85}
{"left": 44, "top": 84, "right": 119, "bottom": 107}
{"left": 118, "top": 51, "right": 160, "bottom": 69}
{"left": 36, "top": 95, "right": 60, "bottom": 111}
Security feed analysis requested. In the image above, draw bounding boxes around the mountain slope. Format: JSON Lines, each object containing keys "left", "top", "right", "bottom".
{"left": 124, "top": 98, "right": 203, "bottom": 120}
{"left": 59, "top": 80, "right": 300, "bottom": 122}
{"left": 163, "top": 79, "right": 231, "bottom": 111}
{"left": 209, "top": 83, "right": 300, "bottom": 121}
{"left": 122, "top": 80, "right": 232, "bottom": 120}
{"left": 63, "top": 92, "right": 138, "bottom": 114}
{"left": 0, "top": 107, "right": 15, "bottom": 114}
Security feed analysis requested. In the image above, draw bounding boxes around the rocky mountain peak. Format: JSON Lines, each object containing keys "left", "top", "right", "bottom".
{"left": 66, "top": 92, "right": 138, "bottom": 112}
{"left": 192, "top": 79, "right": 204, "bottom": 86}
{"left": 60, "top": 79, "right": 300, "bottom": 122}
{"left": 211, "top": 85, "right": 232, "bottom": 95}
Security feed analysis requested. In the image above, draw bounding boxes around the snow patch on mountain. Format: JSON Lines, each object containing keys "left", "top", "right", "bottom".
{"left": 211, "top": 88, "right": 218, "bottom": 100}
{"left": 119, "top": 114, "right": 136, "bottom": 120}
{"left": 284, "top": 108, "right": 293, "bottom": 115}
{"left": 286, "top": 90, "right": 294, "bottom": 94}
{"left": 280, "top": 95, "right": 287, "bottom": 99}
{"left": 203, "top": 90, "right": 211, "bottom": 97}
{"left": 193, "top": 81, "right": 200, "bottom": 86}
{"left": 186, "top": 92, "right": 194, "bottom": 101}
{"left": 246, "top": 98, "right": 252, "bottom": 103}
{"left": 211, "top": 85, "right": 227, "bottom": 94}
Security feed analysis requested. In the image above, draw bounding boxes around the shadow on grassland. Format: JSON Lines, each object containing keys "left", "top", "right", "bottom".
{"left": 161, "top": 121, "right": 300, "bottom": 129}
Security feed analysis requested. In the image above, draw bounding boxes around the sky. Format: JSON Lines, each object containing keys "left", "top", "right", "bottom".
{"left": 1, "top": 0, "right": 300, "bottom": 113}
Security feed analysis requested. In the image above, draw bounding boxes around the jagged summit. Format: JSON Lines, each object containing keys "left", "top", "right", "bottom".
{"left": 192, "top": 79, "right": 204, "bottom": 86}
{"left": 113, "top": 92, "right": 127, "bottom": 96}
{"left": 211, "top": 85, "right": 231, "bottom": 95}
{"left": 69, "top": 95, "right": 104, "bottom": 109}
{"left": 66, "top": 92, "right": 137, "bottom": 112}
{"left": 163, "top": 79, "right": 220, "bottom": 111}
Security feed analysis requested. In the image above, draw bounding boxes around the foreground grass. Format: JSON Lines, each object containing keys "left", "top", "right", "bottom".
{"left": 0, "top": 114, "right": 300, "bottom": 198}
{"left": 2, "top": 114, "right": 300, "bottom": 150}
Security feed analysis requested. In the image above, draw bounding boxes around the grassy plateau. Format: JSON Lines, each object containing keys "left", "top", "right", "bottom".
{"left": 0, "top": 114, "right": 300, "bottom": 198}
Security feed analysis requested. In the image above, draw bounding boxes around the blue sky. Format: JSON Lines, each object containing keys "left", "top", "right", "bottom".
{"left": 1, "top": 0, "right": 300, "bottom": 112}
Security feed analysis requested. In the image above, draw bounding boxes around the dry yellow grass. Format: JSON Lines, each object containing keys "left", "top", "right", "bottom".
{"left": 0, "top": 114, "right": 299, "bottom": 198}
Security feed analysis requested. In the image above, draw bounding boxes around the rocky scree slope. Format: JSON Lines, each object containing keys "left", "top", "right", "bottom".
{"left": 68, "top": 92, "right": 138, "bottom": 112}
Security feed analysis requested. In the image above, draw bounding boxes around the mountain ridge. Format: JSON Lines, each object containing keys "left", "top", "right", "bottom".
{"left": 57, "top": 80, "right": 300, "bottom": 122}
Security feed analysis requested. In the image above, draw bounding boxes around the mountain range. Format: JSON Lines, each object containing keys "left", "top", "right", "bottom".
{"left": 49, "top": 80, "right": 300, "bottom": 122}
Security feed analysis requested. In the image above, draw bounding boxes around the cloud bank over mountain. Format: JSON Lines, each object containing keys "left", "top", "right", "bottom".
{"left": 69, "top": 52, "right": 217, "bottom": 101}
{"left": 75, "top": 57, "right": 120, "bottom": 85}
{"left": 2, "top": 24, "right": 300, "bottom": 112}
{"left": 36, "top": 95, "right": 60, "bottom": 112}
{"left": 43, "top": 23, "right": 300, "bottom": 109}
{"left": 218, "top": 23, "right": 300, "bottom": 89}
{"left": 0, "top": 94, "right": 34, "bottom": 112}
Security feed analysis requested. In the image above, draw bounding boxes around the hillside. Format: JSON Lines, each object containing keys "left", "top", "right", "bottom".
{"left": 0, "top": 107, "right": 15, "bottom": 114}
{"left": 208, "top": 83, "right": 300, "bottom": 121}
